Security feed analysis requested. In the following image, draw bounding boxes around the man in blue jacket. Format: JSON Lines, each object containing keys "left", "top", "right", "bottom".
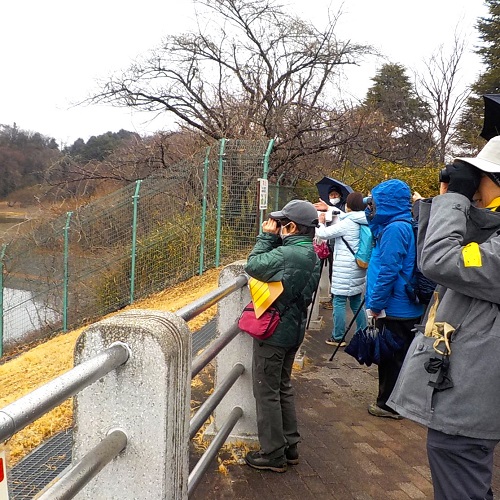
{"left": 365, "top": 179, "right": 424, "bottom": 419}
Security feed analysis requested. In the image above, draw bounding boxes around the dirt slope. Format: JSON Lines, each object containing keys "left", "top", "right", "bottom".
{"left": 1, "top": 268, "right": 220, "bottom": 465}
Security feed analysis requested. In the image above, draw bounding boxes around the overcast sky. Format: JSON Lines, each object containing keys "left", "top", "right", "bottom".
{"left": 0, "top": 0, "right": 488, "bottom": 148}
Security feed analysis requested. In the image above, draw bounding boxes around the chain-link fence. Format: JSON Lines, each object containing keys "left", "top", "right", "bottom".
{"left": 267, "top": 184, "right": 319, "bottom": 214}
{"left": 0, "top": 138, "right": 307, "bottom": 354}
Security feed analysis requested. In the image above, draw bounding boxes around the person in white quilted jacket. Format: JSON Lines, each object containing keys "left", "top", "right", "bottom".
{"left": 316, "top": 192, "right": 368, "bottom": 346}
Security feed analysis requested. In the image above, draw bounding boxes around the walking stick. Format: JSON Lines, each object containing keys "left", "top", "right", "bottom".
{"left": 306, "top": 258, "right": 327, "bottom": 330}
{"left": 329, "top": 297, "right": 366, "bottom": 361}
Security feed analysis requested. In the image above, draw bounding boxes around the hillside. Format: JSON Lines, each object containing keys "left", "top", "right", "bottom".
{"left": 0, "top": 267, "right": 220, "bottom": 465}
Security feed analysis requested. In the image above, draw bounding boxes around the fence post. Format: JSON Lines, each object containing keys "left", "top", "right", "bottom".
{"left": 262, "top": 138, "right": 275, "bottom": 178}
{"left": 199, "top": 147, "right": 210, "bottom": 275}
{"left": 0, "top": 243, "right": 6, "bottom": 357}
{"left": 63, "top": 211, "right": 73, "bottom": 333}
{"left": 215, "top": 139, "right": 226, "bottom": 267}
{"left": 259, "top": 138, "right": 275, "bottom": 232}
{"left": 208, "top": 261, "right": 258, "bottom": 443}
{"left": 73, "top": 309, "right": 192, "bottom": 499}
{"left": 130, "top": 179, "right": 142, "bottom": 304}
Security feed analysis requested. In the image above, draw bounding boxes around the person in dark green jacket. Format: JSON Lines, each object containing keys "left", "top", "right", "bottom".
{"left": 244, "top": 200, "right": 321, "bottom": 473}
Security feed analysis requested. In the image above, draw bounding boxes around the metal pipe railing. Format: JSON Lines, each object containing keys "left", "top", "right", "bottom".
{"left": 37, "top": 429, "right": 128, "bottom": 500}
{"left": 0, "top": 342, "right": 130, "bottom": 442}
{"left": 189, "top": 363, "right": 244, "bottom": 439}
{"left": 191, "top": 324, "right": 240, "bottom": 378}
{"left": 188, "top": 406, "right": 243, "bottom": 497}
{"left": 5, "top": 269, "right": 249, "bottom": 498}
{"left": 176, "top": 274, "right": 248, "bottom": 322}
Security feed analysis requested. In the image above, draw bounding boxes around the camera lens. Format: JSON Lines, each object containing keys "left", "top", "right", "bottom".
{"left": 439, "top": 167, "right": 451, "bottom": 184}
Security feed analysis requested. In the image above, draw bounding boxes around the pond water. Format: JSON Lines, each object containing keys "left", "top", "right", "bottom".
{"left": 0, "top": 214, "right": 61, "bottom": 345}
{"left": 3, "top": 287, "right": 61, "bottom": 344}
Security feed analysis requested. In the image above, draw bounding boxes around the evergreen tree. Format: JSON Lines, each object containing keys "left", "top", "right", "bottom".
{"left": 65, "top": 130, "right": 140, "bottom": 161}
{"left": 362, "top": 63, "right": 435, "bottom": 166}
{"left": 365, "top": 63, "right": 431, "bottom": 128}
{"left": 456, "top": 0, "right": 500, "bottom": 152}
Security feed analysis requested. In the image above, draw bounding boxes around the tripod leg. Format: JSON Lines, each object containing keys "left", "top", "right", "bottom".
{"left": 306, "top": 258, "right": 326, "bottom": 330}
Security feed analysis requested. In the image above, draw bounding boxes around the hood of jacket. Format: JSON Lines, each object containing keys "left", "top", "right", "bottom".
{"left": 340, "top": 210, "right": 368, "bottom": 226}
{"left": 366, "top": 179, "right": 412, "bottom": 238}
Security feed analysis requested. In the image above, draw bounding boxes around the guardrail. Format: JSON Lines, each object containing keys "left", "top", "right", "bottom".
{"left": 1, "top": 260, "right": 266, "bottom": 499}
{"left": 0, "top": 343, "right": 131, "bottom": 444}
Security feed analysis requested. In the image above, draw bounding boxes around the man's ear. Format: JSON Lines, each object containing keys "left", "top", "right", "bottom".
{"left": 288, "top": 222, "right": 298, "bottom": 234}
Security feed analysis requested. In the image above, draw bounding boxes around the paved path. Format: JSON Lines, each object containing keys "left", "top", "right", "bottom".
{"left": 191, "top": 306, "right": 500, "bottom": 499}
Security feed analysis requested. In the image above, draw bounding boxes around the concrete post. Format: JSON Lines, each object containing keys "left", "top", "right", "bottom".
{"left": 305, "top": 260, "right": 329, "bottom": 331}
{"left": 210, "top": 261, "right": 258, "bottom": 444}
{"left": 306, "top": 291, "right": 322, "bottom": 330}
{"left": 319, "top": 259, "right": 331, "bottom": 303}
{"left": 73, "top": 309, "right": 191, "bottom": 500}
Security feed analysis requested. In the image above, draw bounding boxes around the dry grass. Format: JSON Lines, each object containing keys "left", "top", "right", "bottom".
{"left": 1, "top": 268, "right": 221, "bottom": 466}
{"left": 189, "top": 363, "right": 256, "bottom": 473}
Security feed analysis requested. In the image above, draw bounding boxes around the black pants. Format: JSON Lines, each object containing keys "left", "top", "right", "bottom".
{"left": 375, "top": 317, "right": 419, "bottom": 411}
{"left": 427, "top": 428, "right": 499, "bottom": 500}
{"left": 252, "top": 341, "right": 300, "bottom": 459}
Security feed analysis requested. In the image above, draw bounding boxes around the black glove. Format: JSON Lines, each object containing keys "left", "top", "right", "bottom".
{"left": 446, "top": 160, "right": 482, "bottom": 201}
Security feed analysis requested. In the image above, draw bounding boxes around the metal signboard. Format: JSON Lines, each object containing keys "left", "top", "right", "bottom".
{"left": 258, "top": 178, "right": 268, "bottom": 210}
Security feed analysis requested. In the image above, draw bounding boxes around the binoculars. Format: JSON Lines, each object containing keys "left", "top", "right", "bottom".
{"left": 439, "top": 167, "right": 451, "bottom": 184}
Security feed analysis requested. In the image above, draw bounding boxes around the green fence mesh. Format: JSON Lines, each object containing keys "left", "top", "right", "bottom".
{"left": 0, "top": 138, "right": 309, "bottom": 353}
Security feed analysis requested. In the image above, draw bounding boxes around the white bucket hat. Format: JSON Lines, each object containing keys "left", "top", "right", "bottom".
{"left": 456, "top": 136, "right": 500, "bottom": 173}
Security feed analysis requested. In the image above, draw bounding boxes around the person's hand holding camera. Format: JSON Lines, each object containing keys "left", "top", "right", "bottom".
{"left": 445, "top": 160, "right": 482, "bottom": 201}
{"left": 412, "top": 191, "right": 423, "bottom": 202}
{"left": 262, "top": 218, "right": 280, "bottom": 234}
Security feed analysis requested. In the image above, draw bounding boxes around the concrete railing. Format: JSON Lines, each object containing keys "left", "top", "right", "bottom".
{"left": 2, "top": 260, "right": 325, "bottom": 499}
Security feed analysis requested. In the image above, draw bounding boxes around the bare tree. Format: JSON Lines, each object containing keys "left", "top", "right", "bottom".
{"left": 89, "top": 0, "right": 372, "bottom": 174}
{"left": 418, "top": 32, "right": 471, "bottom": 162}
{"left": 44, "top": 130, "right": 209, "bottom": 196}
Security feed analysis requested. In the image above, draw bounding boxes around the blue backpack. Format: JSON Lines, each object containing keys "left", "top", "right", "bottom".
{"left": 342, "top": 223, "right": 373, "bottom": 269}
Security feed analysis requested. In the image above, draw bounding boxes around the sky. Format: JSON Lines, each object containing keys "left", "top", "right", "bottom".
{"left": 0, "top": 0, "right": 488, "bottom": 149}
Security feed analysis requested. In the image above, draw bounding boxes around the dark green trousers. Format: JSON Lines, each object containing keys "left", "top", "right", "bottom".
{"left": 252, "top": 340, "right": 300, "bottom": 459}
